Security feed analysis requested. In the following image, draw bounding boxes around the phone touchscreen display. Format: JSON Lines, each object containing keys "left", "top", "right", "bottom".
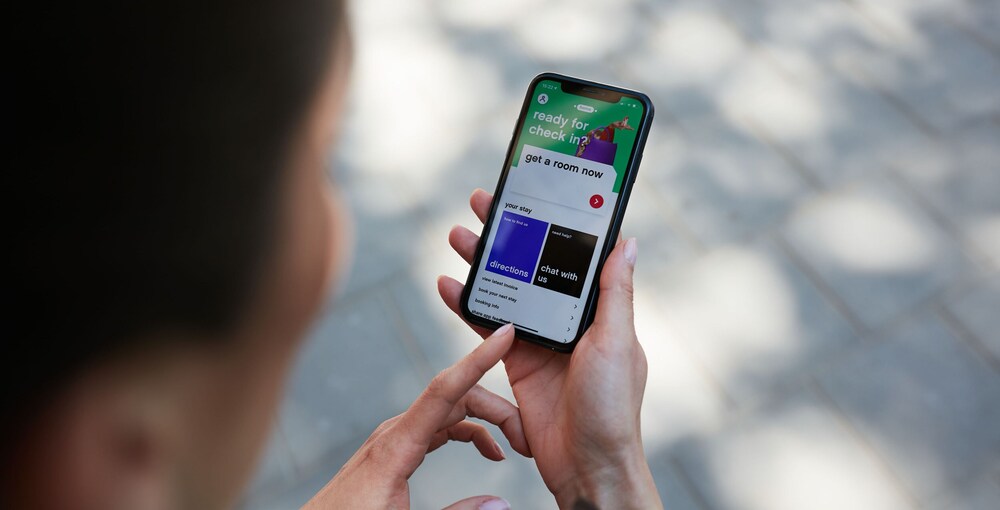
{"left": 467, "top": 79, "right": 647, "bottom": 343}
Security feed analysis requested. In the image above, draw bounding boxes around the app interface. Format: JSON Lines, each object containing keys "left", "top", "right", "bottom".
{"left": 468, "top": 79, "right": 646, "bottom": 343}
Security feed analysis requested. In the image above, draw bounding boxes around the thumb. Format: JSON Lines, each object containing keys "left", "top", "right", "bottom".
{"left": 441, "top": 495, "right": 510, "bottom": 510}
{"left": 593, "top": 237, "right": 637, "bottom": 333}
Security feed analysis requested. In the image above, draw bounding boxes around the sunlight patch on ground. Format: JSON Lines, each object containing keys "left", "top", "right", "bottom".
{"left": 344, "top": 26, "right": 500, "bottom": 180}
{"left": 719, "top": 59, "right": 826, "bottom": 141}
{"left": 847, "top": 0, "right": 967, "bottom": 55}
{"left": 514, "top": 0, "right": 636, "bottom": 61}
{"left": 800, "top": 193, "right": 937, "bottom": 273}
{"left": 706, "top": 404, "right": 912, "bottom": 510}
{"left": 650, "top": 9, "right": 744, "bottom": 82}
{"left": 969, "top": 216, "right": 1000, "bottom": 265}
{"left": 434, "top": 0, "right": 534, "bottom": 31}
{"left": 658, "top": 247, "right": 800, "bottom": 384}
{"left": 636, "top": 286, "right": 728, "bottom": 449}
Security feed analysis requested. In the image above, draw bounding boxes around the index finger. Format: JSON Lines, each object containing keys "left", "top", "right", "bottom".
{"left": 397, "top": 323, "right": 515, "bottom": 443}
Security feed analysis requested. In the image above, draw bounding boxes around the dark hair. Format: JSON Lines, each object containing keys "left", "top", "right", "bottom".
{"left": 6, "top": 0, "right": 345, "bottom": 428}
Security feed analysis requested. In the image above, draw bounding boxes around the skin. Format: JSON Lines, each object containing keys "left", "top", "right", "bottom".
{"left": 440, "top": 193, "right": 661, "bottom": 509}
{"left": 10, "top": 26, "right": 663, "bottom": 510}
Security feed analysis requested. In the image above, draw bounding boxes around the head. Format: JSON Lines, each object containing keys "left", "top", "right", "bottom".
{"left": 6, "top": 1, "right": 351, "bottom": 508}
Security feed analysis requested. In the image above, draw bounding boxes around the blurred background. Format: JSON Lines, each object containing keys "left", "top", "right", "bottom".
{"left": 242, "top": 0, "right": 999, "bottom": 508}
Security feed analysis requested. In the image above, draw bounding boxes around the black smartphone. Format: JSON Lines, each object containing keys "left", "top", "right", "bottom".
{"left": 460, "top": 73, "right": 654, "bottom": 352}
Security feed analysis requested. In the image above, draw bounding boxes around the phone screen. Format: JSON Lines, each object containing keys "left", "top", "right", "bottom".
{"left": 465, "top": 77, "right": 650, "bottom": 345}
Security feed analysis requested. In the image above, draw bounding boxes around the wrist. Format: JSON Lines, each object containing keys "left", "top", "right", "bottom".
{"left": 553, "top": 446, "right": 662, "bottom": 510}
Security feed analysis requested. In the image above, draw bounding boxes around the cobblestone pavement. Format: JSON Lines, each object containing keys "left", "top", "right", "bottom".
{"left": 242, "top": 0, "right": 1000, "bottom": 508}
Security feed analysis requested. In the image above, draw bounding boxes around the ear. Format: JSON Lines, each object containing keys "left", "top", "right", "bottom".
{"left": 9, "top": 372, "right": 173, "bottom": 510}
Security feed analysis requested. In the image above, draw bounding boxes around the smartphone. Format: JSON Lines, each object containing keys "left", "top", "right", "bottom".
{"left": 460, "top": 73, "right": 654, "bottom": 352}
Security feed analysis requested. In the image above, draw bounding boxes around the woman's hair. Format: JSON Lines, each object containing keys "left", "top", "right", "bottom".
{"left": 6, "top": 0, "right": 345, "bottom": 424}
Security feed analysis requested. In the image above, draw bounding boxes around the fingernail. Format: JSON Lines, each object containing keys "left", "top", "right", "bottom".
{"left": 624, "top": 237, "right": 638, "bottom": 266}
{"left": 493, "top": 323, "right": 513, "bottom": 337}
{"left": 493, "top": 440, "right": 506, "bottom": 460}
{"left": 479, "top": 498, "right": 510, "bottom": 510}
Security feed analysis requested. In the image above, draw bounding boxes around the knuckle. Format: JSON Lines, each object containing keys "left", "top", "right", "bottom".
{"left": 364, "top": 434, "right": 395, "bottom": 465}
{"left": 462, "top": 386, "right": 491, "bottom": 420}
{"left": 360, "top": 434, "right": 387, "bottom": 465}
{"left": 426, "top": 370, "right": 451, "bottom": 397}
{"left": 460, "top": 401, "right": 477, "bottom": 420}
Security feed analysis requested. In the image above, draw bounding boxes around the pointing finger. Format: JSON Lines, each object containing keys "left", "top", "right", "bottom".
{"left": 398, "top": 324, "right": 515, "bottom": 442}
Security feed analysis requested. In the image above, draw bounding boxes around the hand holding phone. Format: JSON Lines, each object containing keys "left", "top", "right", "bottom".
{"left": 460, "top": 73, "right": 653, "bottom": 351}
{"left": 438, "top": 189, "right": 663, "bottom": 509}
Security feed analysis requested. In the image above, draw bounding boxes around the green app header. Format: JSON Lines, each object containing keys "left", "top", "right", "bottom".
{"left": 513, "top": 80, "right": 644, "bottom": 193}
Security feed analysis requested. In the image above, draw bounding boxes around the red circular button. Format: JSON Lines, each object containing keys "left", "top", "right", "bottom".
{"left": 590, "top": 194, "right": 604, "bottom": 209}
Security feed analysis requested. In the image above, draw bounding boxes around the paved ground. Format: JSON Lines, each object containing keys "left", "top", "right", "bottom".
{"left": 242, "top": 0, "right": 1000, "bottom": 508}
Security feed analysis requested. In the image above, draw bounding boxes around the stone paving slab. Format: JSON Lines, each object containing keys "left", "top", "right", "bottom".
{"left": 277, "top": 292, "right": 426, "bottom": 474}
{"left": 642, "top": 116, "right": 815, "bottom": 245}
{"left": 781, "top": 173, "right": 972, "bottom": 332}
{"left": 634, "top": 283, "right": 731, "bottom": 450}
{"left": 816, "top": 312, "right": 1000, "bottom": 502}
{"left": 623, "top": 182, "right": 703, "bottom": 286}
{"left": 740, "top": 53, "right": 931, "bottom": 187}
{"left": 945, "top": 273, "right": 1000, "bottom": 366}
{"left": 954, "top": 0, "right": 1000, "bottom": 55}
{"left": 651, "top": 238, "right": 859, "bottom": 411}
{"left": 840, "top": 1, "right": 1000, "bottom": 131}
{"left": 388, "top": 265, "right": 519, "bottom": 405}
{"left": 407, "top": 439, "right": 553, "bottom": 509}
{"left": 620, "top": 2, "right": 748, "bottom": 125}
{"left": 674, "top": 390, "right": 915, "bottom": 510}
{"left": 646, "top": 451, "right": 707, "bottom": 510}
{"left": 506, "top": 0, "right": 649, "bottom": 67}
{"left": 930, "top": 467, "right": 1000, "bottom": 510}
{"left": 889, "top": 119, "right": 1000, "bottom": 269}
{"left": 387, "top": 270, "right": 479, "bottom": 377}
{"left": 416, "top": 106, "right": 529, "bottom": 227}
{"left": 243, "top": 441, "right": 359, "bottom": 510}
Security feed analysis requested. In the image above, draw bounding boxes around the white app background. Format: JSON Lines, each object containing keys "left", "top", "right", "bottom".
{"left": 467, "top": 145, "right": 617, "bottom": 342}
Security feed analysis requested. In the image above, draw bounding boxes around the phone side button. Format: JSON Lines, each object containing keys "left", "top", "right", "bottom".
{"left": 632, "top": 152, "right": 643, "bottom": 182}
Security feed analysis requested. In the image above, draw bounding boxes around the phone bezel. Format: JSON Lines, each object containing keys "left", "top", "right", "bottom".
{"left": 459, "top": 72, "right": 654, "bottom": 352}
